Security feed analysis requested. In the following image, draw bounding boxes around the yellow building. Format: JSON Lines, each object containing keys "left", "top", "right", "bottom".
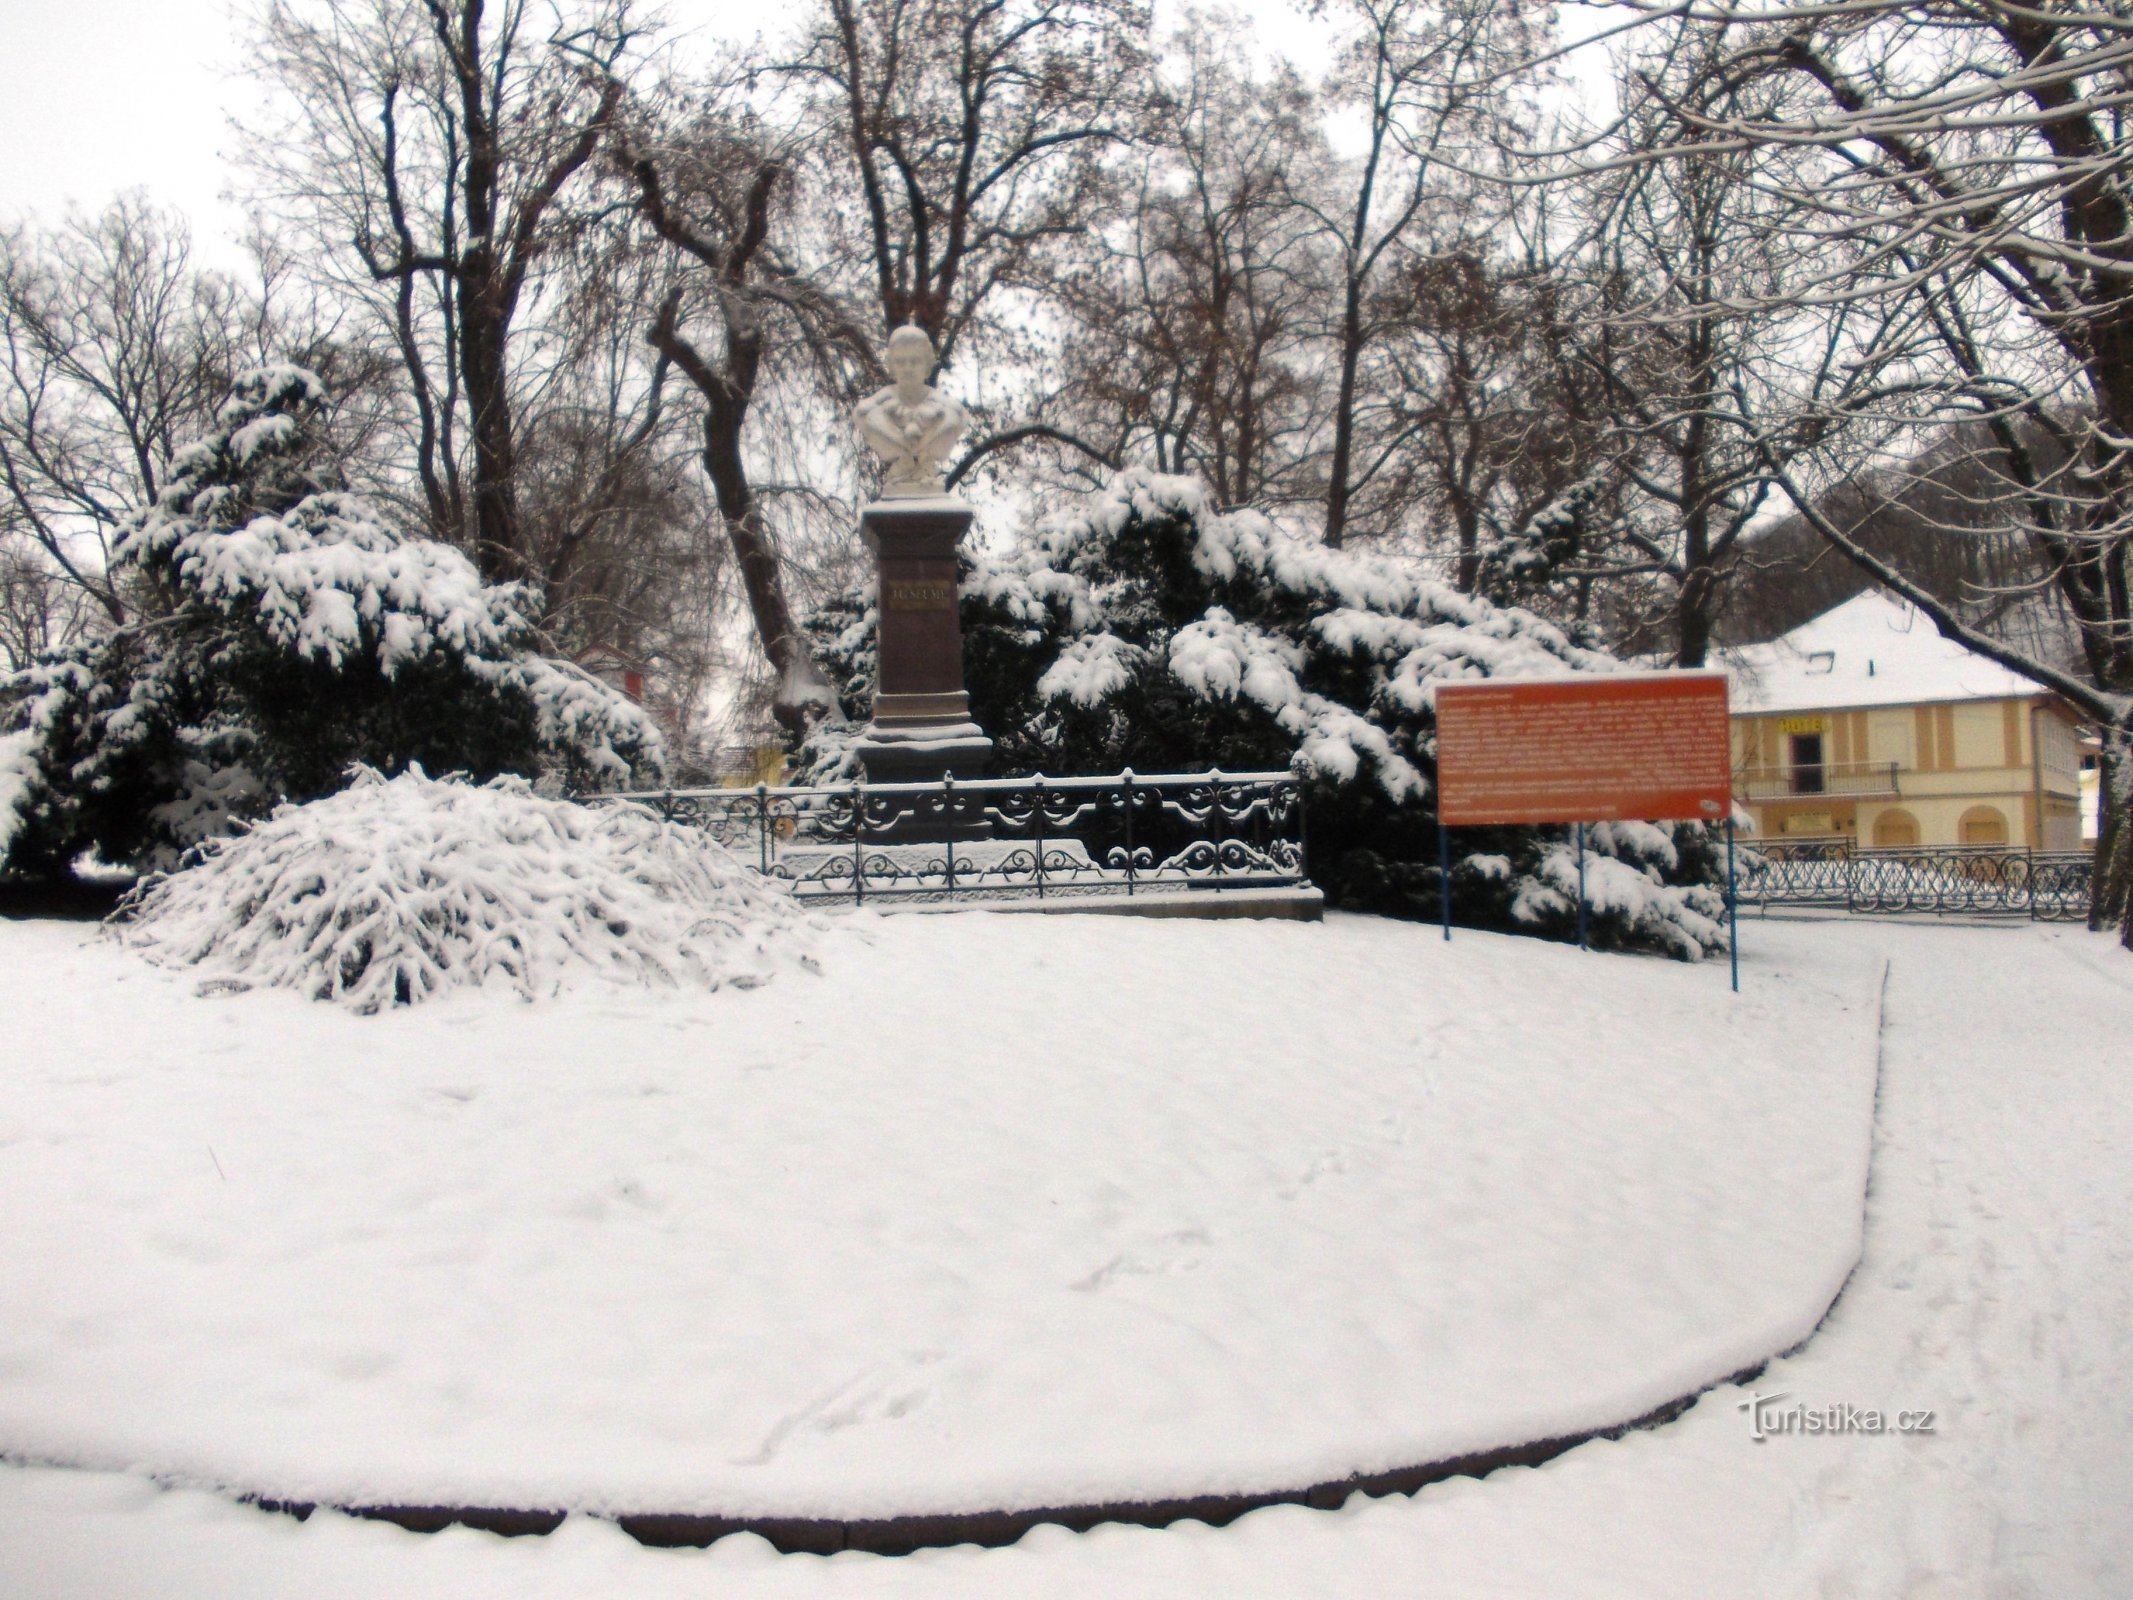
{"left": 1726, "top": 592, "right": 2085, "bottom": 850}
{"left": 719, "top": 744, "right": 791, "bottom": 789}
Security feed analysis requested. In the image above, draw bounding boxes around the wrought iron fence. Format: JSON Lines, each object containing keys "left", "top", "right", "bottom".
{"left": 606, "top": 769, "right": 1308, "bottom": 905}
{"left": 1740, "top": 837, "right": 2092, "bottom": 920}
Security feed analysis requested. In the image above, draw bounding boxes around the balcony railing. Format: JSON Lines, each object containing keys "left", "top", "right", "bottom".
{"left": 1735, "top": 761, "right": 1900, "bottom": 801}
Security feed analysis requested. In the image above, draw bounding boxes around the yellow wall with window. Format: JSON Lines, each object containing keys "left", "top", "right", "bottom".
{"left": 1732, "top": 697, "right": 2084, "bottom": 849}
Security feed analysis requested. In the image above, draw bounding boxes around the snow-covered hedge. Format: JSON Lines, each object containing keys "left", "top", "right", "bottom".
{"left": 113, "top": 768, "right": 815, "bottom": 1011}
{"left": 0, "top": 367, "right": 663, "bottom": 876}
{"left": 804, "top": 470, "right": 1727, "bottom": 957}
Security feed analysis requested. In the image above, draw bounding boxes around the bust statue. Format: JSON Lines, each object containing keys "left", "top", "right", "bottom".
{"left": 855, "top": 324, "right": 967, "bottom": 499}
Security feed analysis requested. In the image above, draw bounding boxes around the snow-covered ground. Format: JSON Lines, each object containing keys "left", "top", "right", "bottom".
{"left": 0, "top": 909, "right": 1875, "bottom": 1519}
{"left": 4, "top": 913, "right": 2128, "bottom": 1595}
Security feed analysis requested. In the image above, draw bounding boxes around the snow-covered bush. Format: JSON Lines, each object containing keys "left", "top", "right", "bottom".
{"left": 113, "top": 768, "right": 815, "bottom": 1011}
{"left": 804, "top": 470, "right": 1727, "bottom": 957}
{"left": 0, "top": 368, "right": 662, "bottom": 876}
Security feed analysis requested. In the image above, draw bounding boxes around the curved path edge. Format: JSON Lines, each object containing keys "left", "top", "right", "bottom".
{"left": 0, "top": 1354, "right": 1774, "bottom": 1557}
{"left": 6, "top": 961, "right": 1894, "bottom": 1559}
{"left": 252, "top": 1366, "right": 1767, "bottom": 1555}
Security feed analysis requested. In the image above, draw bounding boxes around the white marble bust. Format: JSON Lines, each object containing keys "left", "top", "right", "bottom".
{"left": 855, "top": 325, "right": 967, "bottom": 499}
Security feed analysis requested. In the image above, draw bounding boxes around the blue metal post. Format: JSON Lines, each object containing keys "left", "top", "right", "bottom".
{"left": 1576, "top": 822, "right": 1588, "bottom": 950}
{"left": 1727, "top": 817, "right": 1740, "bottom": 993}
{"left": 1439, "top": 823, "right": 1452, "bottom": 941}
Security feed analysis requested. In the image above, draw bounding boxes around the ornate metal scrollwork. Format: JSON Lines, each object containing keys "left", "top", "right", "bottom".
{"left": 599, "top": 769, "right": 1309, "bottom": 905}
{"left": 1741, "top": 838, "right": 2092, "bottom": 921}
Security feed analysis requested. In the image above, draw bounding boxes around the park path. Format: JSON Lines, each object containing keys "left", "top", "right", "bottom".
{"left": 1730, "top": 919, "right": 2133, "bottom": 1597}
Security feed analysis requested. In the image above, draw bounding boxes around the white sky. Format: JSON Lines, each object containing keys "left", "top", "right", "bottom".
{"left": 0, "top": 1, "right": 1610, "bottom": 264}
{"left": 0, "top": 0, "right": 774, "bottom": 263}
{"left": 0, "top": 0, "right": 252, "bottom": 252}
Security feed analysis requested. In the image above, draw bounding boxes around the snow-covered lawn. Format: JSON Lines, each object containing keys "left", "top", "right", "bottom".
{"left": 1, "top": 906, "right": 1877, "bottom": 1540}
{"left": 0, "top": 914, "right": 2097, "bottom": 1600}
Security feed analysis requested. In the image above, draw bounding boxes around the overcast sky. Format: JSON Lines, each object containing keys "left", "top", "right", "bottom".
{"left": 0, "top": 1, "right": 1597, "bottom": 265}
{"left": 0, "top": 1, "right": 249, "bottom": 250}
{"left": 0, "top": 1, "right": 785, "bottom": 262}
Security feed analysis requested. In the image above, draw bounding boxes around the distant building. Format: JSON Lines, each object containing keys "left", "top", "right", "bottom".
{"left": 710, "top": 743, "right": 790, "bottom": 789}
{"left": 2079, "top": 734, "right": 2103, "bottom": 844}
{"left": 1725, "top": 592, "right": 2084, "bottom": 850}
{"left": 573, "top": 644, "right": 650, "bottom": 704}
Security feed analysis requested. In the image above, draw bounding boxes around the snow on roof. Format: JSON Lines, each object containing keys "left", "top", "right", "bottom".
{"left": 1725, "top": 591, "right": 2048, "bottom": 715}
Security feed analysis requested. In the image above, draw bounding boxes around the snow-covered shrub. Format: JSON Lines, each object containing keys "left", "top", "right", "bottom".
{"left": 0, "top": 367, "right": 662, "bottom": 876}
{"left": 113, "top": 768, "right": 814, "bottom": 1011}
{"left": 804, "top": 469, "right": 1726, "bottom": 957}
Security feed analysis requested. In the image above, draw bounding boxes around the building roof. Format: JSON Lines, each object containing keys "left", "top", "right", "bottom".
{"left": 1724, "top": 591, "right": 2048, "bottom": 715}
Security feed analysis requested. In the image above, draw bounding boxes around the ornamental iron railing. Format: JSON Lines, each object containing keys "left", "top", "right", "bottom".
{"left": 608, "top": 769, "right": 1308, "bottom": 905}
{"left": 1735, "top": 761, "right": 1901, "bottom": 800}
{"left": 1740, "top": 837, "right": 2092, "bottom": 920}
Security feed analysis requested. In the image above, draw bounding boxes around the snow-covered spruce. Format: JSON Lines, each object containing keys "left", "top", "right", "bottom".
{"left": 0, "top": 367, "right": 663, "bottom": 877}
{"left": 804, "top": 469, "right": 1727, "bottom": 958}
{"left": 112, "top": 769, "right": 813, "bottom": 1012}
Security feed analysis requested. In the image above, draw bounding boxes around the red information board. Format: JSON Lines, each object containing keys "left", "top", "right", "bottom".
{"left": 1435, "top": 671, "right": 1731, "bottom": 826}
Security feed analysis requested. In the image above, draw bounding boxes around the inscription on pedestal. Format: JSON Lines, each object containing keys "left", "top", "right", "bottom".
{"left": 886, "top": 578, "right": 956, "bottom": 612}
{"left": 856, "top": 505, "right": 995, "bottom": 813}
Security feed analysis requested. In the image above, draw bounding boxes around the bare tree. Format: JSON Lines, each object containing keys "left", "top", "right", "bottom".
{"left": 0, "top": 542, "right": 90, "bottom": 670}
{"left": 1724, "top": 418, "right": 2093, "bottom": 667}
{"left": 1603, "top": 0, "right": 2133, "bottom": 937}
{"left": 1377, "top": 245, "right": 1598, "bottom": 594}
{"left": 778, "top": 0, "right": 1150, "bottom": 496}
{"left": 788, "top": 0, "right": 1146, "bottom": 350}
{"left": 1301, "top": 0, "right": 1539, "bottom": 547}
{"left": 1049, "top": 26, "right": 1330, "bottom": 512}
{"left": 245, "top": 0, "right": 650, "bottom": 583}
{"left": 613, "top": 88, "right": 868, "bottom": 733}
{"left": 1560, "top": 43, "right": 1886, "bottom": 667}
{"left": 0, "top": 199, "right": 242, "bottom": 625}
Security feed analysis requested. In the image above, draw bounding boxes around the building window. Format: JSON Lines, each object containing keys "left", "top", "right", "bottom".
{"left": 1868, "top": 714, "right": 1913, "bottom": 769}
{"left": 1790, "top": 732, "right": 1825, "bottom": 794}
{"left": 1959, "top": 805, "right": 2009, "bottom": 846}
{"left": 1872, "top": 809, "right": 1920, "bottom": 848}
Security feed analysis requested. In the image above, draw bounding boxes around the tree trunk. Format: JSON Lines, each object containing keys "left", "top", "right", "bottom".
{"left": 1325, "top": 277, "right": 1365, "bottom": 549}
{"left": 1676, "top": 564, "right": 1716, "bottom": 668}
{"left": 2092, "top": 726, "right": 2133, "bottom": 945}
{"left": 697, "top": 407, "right": 835, "bottom": 740}
{"left": 459, "top": 262, "right": 524, "bottom": 583}
{"left": 1675, "top": 352, "right": 1714, "bottom": 667}
{"left": 630, "top": 154, "right": 834, "bottom": 741}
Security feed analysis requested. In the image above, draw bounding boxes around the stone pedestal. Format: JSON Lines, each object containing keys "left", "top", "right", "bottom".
{"left": 851, "top": 498, "right": 993, "bottom": 835}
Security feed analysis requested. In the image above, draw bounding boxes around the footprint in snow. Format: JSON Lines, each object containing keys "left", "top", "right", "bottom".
{"left": 1071, "top": 1228, "right": 1212, "bottom": 1291}
{"left": 736, "top": 1353, "right": 945, "bottom": 1465}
